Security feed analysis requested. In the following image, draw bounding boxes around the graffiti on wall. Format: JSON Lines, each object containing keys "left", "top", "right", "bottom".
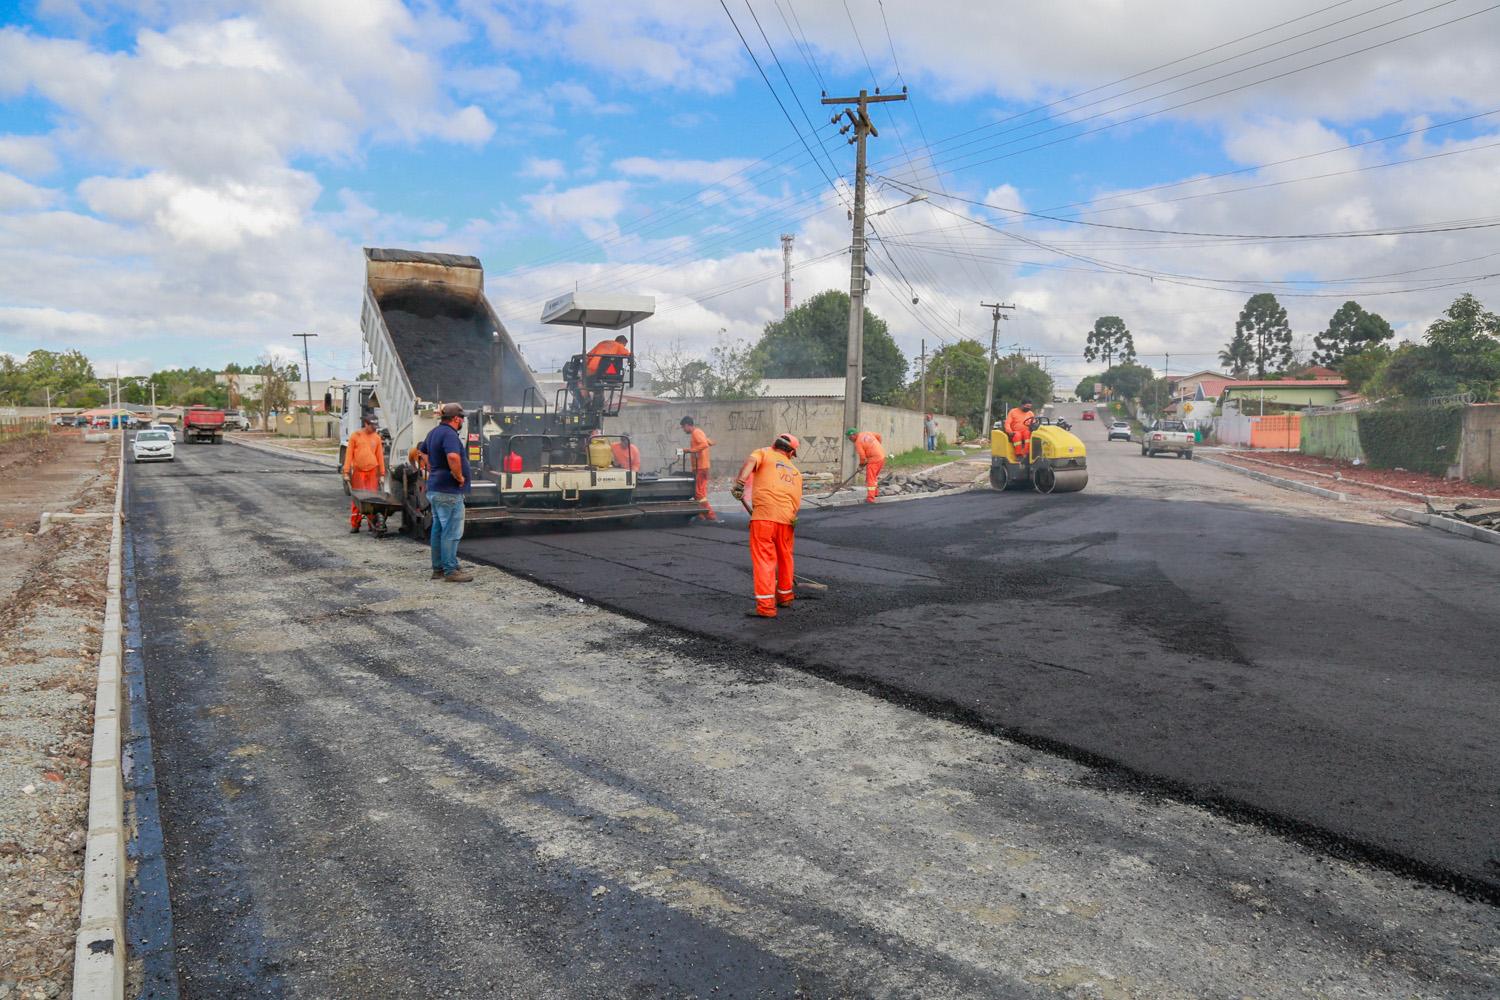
{"left": 728, "top": 410, "right": 764, "bottom": 431}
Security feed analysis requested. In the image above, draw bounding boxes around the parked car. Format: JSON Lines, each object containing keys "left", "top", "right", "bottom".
{"left": 1081, "top": 410, "right": 1095, "bottom": 421}
{"left": 132, "top": 428, "right": 176, "bottom": 463}
{"left": 1107, "top": 420, "right": 1132, "bottom": 442}
{"left": 1141, "top": 420, "right": 1194, "bottom": 459}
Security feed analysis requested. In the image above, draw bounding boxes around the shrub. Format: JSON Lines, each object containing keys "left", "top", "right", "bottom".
{"left": 1355, "top": 404, "right": 1464, "bottom": 476}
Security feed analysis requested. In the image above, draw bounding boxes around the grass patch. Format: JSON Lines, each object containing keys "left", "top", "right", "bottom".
{"left": 883, "top": 445, "right": 984, "bottom": 470}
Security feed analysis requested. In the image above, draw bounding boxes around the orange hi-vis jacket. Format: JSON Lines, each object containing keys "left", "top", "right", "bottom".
{"left": 686, "top": 426, "right": 713, "bottom": 471}
{"left": 343, "top": 427, "right": 386, "bottom": 477}
{"left": 1004, "top": 407, "right": 1033, "bottom": 438}
{"left": 852, "top": 430, "right": 884, "bottom": 465}
{"left": 746, "top": 447, "right": 802, "bottom": 524}
{"left": 610, "top": 441, "right": 641, "bottom": 472}
{"left": 586, "top": 339, "right": 630, "bottom": 377}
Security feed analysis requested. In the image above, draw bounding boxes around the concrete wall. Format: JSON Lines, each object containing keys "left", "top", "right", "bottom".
{"left": 1300, "top": 410, "right": 1365, "bottom": 462}
{"left": 604, "top": 398, "right": 957, "bottom": 475}
{"left": 273, "top": 413, "right": 339, "bottom": 439}
{"left": 1215, "top": 411, "right": 1300, "bottom": 449}
{"left": 1459, "top": 403, "right": 1500, "bottom": 484}
{"left": 1221, "top": 386, "right": 1342, "bottom": 408}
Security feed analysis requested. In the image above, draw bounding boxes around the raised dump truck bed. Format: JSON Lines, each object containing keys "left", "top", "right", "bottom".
{"left": 359, "top": 248, "right": 697, "bottom": 535}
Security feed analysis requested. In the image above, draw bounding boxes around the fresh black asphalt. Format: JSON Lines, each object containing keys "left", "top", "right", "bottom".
{"left": 463, "top": 489, "right": 1500, "bottom": 897}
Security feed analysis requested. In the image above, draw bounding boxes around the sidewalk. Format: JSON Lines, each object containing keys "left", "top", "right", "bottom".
{"left": 1216, "top": 450, "right": 1500, "bottom": 504}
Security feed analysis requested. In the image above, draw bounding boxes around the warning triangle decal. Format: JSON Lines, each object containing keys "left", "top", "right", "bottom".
{"left": 523, "top": 478, "right": 533, "bottom": 488}
{"left": 605, "top": 363, "right": 617, "bottom": 374}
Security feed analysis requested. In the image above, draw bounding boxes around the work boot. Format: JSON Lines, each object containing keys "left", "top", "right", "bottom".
{"left": 431, "top": 569, "right": 444, "bottom": 580}
{"left": 443, "top": 569, "right": 475, "bottom": 583}
{"left": 745, "top": 609, "right": 776, "bottom": 619}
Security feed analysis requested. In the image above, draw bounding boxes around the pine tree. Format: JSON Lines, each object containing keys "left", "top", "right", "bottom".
{"left": 1233, "top": 293, "right": 1294, "bottom": 378}
{"left": 1313, "top": 300, "right": 1393, "bottom": 366}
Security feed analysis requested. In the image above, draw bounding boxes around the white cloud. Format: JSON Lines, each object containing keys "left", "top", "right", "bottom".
{"left": 0, "top": 172, "right": 60, "bottom": 211}
{"left": 520, "top": 156, "right": 567, "bottom": 180}
{"left": 0, "top": 135, "right": 59, "bottom": 176}
{"left": 615, "top": 156, "right": 756, "bottom": 185}
{"left": 523, "top": 180, "right": 631, "bottom": 227}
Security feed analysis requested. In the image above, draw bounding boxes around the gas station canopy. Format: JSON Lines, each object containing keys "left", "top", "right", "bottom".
{"left": 540, "top": 292, "right": 655, "bottom": 330}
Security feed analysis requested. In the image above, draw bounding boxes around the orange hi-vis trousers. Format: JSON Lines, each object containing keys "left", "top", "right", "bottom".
{"left": 1010, "top": 429, "right": 1032, "bottom": 460}
{"left": 348, "top": 467, "right": 381, "bottom": 528}
{"left": 865, "top": 458, "right": 885, "bottom": 502}
{"left": 694, "top": 469, "right": 718, "bottom": 520}
{"left": 749, "top": 520, "right": 795, "bottom": 617}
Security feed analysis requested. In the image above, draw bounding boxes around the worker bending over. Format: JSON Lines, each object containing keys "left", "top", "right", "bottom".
{"left": 678, "top": 415, "right": 717, "bottom": 521}
{"left": 847, "top": 427, "right": 885, "bottom": 503}
{"left": 1005, "top": 399, "right": 1037, "bottom": 459}
{"left": 610, "top": 436, "right": 641, "bottom": 472}
{"left": 342, "top": 411, "right": 387, "bottom": 533}
{"left": 734, "top": 434, "right": 803, "bottom": 618}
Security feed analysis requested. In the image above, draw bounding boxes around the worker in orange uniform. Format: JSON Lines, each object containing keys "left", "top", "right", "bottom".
{"left": 846, "top": 427, "right": 886, "bottom": 503}
{"left": 610, "top": 435, "right": 641, "bottom": 472}
{"left": 678, "top": 415, "right": 717, "bottom": 521}
{"left": 733, "top": 433, "right": 803, "bottom": 618}
{"left": 1004, "top": 399, "right": 1037, "bottom": 460}
{"left": 342, "top": 411, "right": 387, "bottom": 533}
{"left": 585, "top": 334, "right": 631, "bottom": 377}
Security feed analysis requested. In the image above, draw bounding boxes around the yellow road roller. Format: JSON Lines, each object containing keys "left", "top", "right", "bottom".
{"left": 990, "top": 418, "right": 1088, "bottom": 493}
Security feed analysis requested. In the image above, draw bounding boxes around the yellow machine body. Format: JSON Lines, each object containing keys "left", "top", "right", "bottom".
{"left": 990, "top": 423, "right": 1088, "bottom": 493}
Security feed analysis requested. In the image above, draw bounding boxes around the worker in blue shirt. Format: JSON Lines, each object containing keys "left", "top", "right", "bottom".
{"left": 419, "top": 402, "right": 473, "bottom": 582}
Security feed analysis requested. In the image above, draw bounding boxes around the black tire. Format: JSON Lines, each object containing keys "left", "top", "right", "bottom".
{"left": 1034, "top": 464, "right": 1057, "bottom": 494}
{"left": 1184, "top": 451, "right": 1193, "bottom": 460}
{"left": 1140, "top": 444, "right": 1148, "bottom": 456}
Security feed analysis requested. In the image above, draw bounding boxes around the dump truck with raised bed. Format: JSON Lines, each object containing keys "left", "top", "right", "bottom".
{"left": 181, "top": 405, "right": 225, "bottom": 444}
{"left": 357, "top": 247, "right": 699, "bottom": 535}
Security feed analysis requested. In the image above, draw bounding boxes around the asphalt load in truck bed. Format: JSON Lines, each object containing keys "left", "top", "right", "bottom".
{"left": 379, "top": 286, "right": 534, "bottom": 407}
{"left": 462, "top": 492, "right": 1500, "bottom": 898}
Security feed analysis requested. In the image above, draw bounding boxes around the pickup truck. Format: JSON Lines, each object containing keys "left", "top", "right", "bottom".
{"left": 223, "top": 408, "right": 253, "bottom": 431}
{"left": 182, "top": 405, "right": 226, "bottom": 444}
{"left": 1140, "top": 420, "right": 1194, "bottom": 459}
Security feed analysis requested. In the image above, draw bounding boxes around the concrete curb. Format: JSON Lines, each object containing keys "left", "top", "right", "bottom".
{"left": 73, "top": 431, "right": 127, "bottom": 999}
{"left": 1388, "top": 506, "right": 1500, "bottom": 545}
{"left": 1220, "top": 451, "right": 1498, "bottom": 507}
{"left": 226, "top": 433, "right": 339, "bottom": 469}
{"left": 1196, "top": 455, "right": 1350, "bottom": 502}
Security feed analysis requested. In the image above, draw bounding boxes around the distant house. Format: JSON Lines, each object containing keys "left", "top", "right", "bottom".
{"left": 1220, "top": 378, "right": 1348, "bottom": 411}
{"left": 1168, "top": 370, "right": 1235, "bottom": 402}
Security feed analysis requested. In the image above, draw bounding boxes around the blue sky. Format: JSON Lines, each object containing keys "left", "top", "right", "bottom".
{"left": 1, "top": 0, "right": 1498, "bottom": 388}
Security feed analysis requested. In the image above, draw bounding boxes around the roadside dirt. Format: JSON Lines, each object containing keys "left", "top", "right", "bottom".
{"left": 1218, "top": 449, "right": 1500, "bottom": 501}
{"left": 0, "top": 431, "right": 114, "bottom": 999}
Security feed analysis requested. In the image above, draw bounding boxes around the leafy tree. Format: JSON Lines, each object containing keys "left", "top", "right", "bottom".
{"left": 1083, "top": 316, "right": 1136, "bottom": 367}
{"left": 1232, "top": 293, "right": 1294, "bottom": 378}
{"left": 1314, "top": 300, "right": 1393, "bottom": 365}
{"left": 1218, "top": 333, "right": 1254, "bottom": 379}
{"left": 926, "top": 340, "right": 990, "bottom": 428}
{"left": 1337, "top": 345, "right": 1392, "bottom": 394}
{"left": 749, "top": 289, "right": 907, "bottom": 404}
{"left": 990, "top": 353, "right": 1054, "bottom": 421}
{"left": 1099, "top": 361, "right": 1154, "bottom": 401}
{"left": 1075, "top": 375, "right": 1099, "bottom": 401}
{"left": 0, "top": 348, "right": 100, "bottom": 405}
{"left": 1376, "top": 293, "right": 1500, "bottom": 401}
{"left": 1138, "top": 375, "right": 1178, "bottom": 418}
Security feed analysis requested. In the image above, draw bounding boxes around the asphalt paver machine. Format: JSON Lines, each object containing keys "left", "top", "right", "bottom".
{"left": 355, "top": 248, "right": 699, "bottom": 535}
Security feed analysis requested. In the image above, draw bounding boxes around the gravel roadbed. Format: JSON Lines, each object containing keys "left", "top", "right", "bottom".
{"left": 0, "top": 433, "right": 114, "bottom": 999}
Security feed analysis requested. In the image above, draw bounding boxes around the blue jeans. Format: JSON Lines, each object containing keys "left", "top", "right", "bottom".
{"left": 925, "top": 434, "right": 936, "bottom": 451}
{"left": 429, "top": 491, "right": 465, "bottom": 575}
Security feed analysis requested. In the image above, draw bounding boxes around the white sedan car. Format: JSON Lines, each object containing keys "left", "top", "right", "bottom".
{"left": 133, "top": 429, "right": 176, "bottom": 463}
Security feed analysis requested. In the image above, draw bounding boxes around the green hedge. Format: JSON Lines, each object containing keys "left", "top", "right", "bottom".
{"left": 1355, "top": 405, "right": 1464, "bottom": 475}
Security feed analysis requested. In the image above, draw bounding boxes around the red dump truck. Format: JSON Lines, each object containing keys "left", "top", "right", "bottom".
{"left": 182, "top": 405, "right": 226, "bottom": 444}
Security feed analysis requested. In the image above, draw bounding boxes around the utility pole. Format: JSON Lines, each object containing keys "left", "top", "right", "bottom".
{"left": 823, "top": 86, "right": 906, "bottom": 481}
{"left": 780, "top": 233, "right": 795, "bottom": 315}
{"left": 293, "top": 332, "right": 317, "bottom": 439}
{"left": 919, "top": 338, "right": 927, "bottom": 414}
{"left": 979, "top": 301, "right": 1016, "bottom": 433}
{"left": 942, "top": 363, "right": 950, "bottom": 416}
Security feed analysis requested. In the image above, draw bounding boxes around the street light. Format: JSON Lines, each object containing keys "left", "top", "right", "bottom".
{"left": 866, "top": 193, "right": 927, "bottom": 219}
